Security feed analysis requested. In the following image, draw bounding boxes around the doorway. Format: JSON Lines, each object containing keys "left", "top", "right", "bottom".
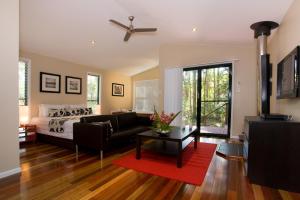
{"left": 182, "top": 63, "right": 232, "bottom": 138}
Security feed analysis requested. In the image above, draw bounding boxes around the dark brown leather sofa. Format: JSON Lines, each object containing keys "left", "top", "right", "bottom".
{"left": 73, "top": 112, "right": 151, "bottom": 160}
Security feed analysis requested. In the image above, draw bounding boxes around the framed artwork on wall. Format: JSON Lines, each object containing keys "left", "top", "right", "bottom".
{"left": 40, "top": 72, "right": 61, "bottom": 93}
{"left": 65, "top": 76, "right": 82, "bottom": 94}
{"left": 112, "top": 83, "right": 124, "bottom": 97}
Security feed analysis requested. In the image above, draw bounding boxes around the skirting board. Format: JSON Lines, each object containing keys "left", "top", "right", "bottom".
{"left": 0, "top": 167, "right": 21, "bottom": 179}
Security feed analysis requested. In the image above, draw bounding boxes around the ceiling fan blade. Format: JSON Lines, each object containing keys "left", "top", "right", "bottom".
{"left": 134, "top": 28, "right": 157, "bottom": 32}
{"left": 124, "top": 32, "right": 131, "bottom": 41}
{"left": 109, "top": 19, "right": 129, "bottom": 30}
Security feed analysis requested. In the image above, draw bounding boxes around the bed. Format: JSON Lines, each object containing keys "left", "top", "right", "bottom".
{"left": 30, "top": 104, "right": 95, "bottom": 149}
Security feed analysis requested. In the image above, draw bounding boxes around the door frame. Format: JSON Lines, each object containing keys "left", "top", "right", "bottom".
{"left": 183, "top": 63, "right": 232, "bottom": 138}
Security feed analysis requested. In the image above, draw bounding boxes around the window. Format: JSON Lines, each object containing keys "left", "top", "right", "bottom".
{"left": 19, "top": 60, "right": 28, "bottom": 106}
{"left": 87, "top": 74, "right": 100, "bottom": 111}
{"left": 134, "top": 79, "right": 159, "bottom": 113}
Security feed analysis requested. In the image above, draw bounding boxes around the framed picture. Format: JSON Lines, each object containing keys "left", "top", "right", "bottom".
{"left": 112, "top": 83, "right": 124, "bottom": 96}
{"left": 65, "top": 76, "right": 82, "bottom": 94}
{"left": 40, "top": 72, "right": 61, "bottom": 93}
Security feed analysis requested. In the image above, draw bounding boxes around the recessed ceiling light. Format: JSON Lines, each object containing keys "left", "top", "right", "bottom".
{"left": 192, "top": 27, "right": 197, "bottom": 32}
{"left": 90, "top": 40, "right": 96, "bottom": 46}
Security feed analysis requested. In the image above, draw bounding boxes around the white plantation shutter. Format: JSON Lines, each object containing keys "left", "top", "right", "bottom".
{"left": 134, "top": 79, "right": 159, "bottom": 113}
{"left": 164, "top": 68, "right": 183, "bottom": 126}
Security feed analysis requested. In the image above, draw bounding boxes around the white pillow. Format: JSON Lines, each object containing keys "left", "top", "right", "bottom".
{"left": 38, "top": 104, "right": 67, "bottom": 117}
{"left": 69, "top": 104, "right": 87, "bottom": 108}
{"left": 38, "top": 104, "right": 87, "bottom": 117}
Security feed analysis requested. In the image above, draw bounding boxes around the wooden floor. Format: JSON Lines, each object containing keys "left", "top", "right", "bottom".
{"left": 0, "top": 138, "right": 300, "bottom": 200}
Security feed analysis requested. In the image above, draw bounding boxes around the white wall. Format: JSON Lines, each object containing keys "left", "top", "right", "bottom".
{"left": 20, "top": 51, "right": 133, "bottom": 117}
{"left": 269, "top": 0, "right": 300, "bottom": 119}
{"left": 159, "top": 43, "right": 257, "bottom": 136}
{"left": 0, "top": 0, "right": 20, "bottom": 176}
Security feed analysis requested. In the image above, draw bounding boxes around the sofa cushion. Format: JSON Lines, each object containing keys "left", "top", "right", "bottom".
{"left": 117, "top": 112, "right": 138, "bottom": 130}
{"left": 80, "top": 115, "right": 118, "bottom": 132}
{"left": 111, "top": 126, "right": 149, "bottom": 140}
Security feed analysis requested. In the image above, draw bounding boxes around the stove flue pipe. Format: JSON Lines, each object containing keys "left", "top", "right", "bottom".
{"left": 250, "top": 21, "right": 279, "bottom": 115}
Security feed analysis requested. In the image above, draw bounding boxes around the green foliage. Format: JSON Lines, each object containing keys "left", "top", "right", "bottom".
{"left": 19, "top": 61, "right": 27, "bottom": 106}
{"left": 87, "top": 75, "right": 100, "bottom": 111}
{"left": 182, "top": 70, "right": 198, "bottom": 126}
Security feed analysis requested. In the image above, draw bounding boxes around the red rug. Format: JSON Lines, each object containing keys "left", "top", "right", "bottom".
{"left": 113, "top": 142, "right": 217, "bottom": 185}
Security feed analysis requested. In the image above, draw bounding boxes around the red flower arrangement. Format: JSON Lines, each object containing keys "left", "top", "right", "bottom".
{"left": 150, "top": 107, "right": 181, "bottom": 134}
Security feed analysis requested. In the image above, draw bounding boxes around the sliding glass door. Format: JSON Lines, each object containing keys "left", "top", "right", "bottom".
{"left": 182, "top": 64, "right": 232, "bottom": 138}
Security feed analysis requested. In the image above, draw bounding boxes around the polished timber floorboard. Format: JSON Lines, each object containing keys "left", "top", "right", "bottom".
{"left": 1, "top": 138, "right": 300, "bottom": 200}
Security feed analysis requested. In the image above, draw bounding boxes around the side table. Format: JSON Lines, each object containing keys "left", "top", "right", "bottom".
{"left": 19, "top": 124, "right": 37, "bottom": 145}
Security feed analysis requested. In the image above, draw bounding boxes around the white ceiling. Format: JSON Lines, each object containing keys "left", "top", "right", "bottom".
{"left": 20, "top": 0, "right": 294, "bottom": 75}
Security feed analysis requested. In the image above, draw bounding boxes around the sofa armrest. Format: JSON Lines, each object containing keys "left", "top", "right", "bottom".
{"left": 73, "top": 122, "right": 109, "bottom": 150}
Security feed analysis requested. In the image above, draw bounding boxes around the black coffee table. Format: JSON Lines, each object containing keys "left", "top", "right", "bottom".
{"left": 136, "top": 126, "right": 198, "bottom": 168}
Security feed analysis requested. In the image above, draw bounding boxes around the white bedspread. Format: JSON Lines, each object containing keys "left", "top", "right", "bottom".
{"left": 31, "top": 115, "right": 94, "bottom": 140}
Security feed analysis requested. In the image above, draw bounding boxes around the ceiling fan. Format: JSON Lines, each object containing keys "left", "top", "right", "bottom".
{"left": 109, "top": 16, "right": 157, "bottom": 42}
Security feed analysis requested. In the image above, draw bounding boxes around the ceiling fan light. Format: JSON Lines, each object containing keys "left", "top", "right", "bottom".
{"left": 192, "top": 27, "right": 197, "bottom": 32}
